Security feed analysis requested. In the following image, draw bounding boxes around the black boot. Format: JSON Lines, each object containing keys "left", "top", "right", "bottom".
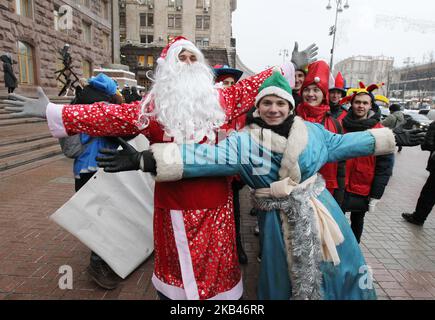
{"left": 87, "top": 252, "right": 122, "bottom": 290}
{"left": 402, "top": 213, "right": 424, "bottom": 226}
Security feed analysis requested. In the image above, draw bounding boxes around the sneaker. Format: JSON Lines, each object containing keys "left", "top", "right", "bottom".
{"left": 401, "top": 213, "right": 424, "bottom": 226}
{"left": 87, "top": 260, "right": 122, "bottom": 290}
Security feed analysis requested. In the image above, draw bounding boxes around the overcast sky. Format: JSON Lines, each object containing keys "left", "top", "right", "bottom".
{"left": 232, "top": 0, "right": 435, "bottom": 72}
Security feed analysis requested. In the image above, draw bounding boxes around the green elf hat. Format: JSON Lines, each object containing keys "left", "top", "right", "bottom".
{"left": 255, "top": 67, "right": 295, "bottom": 109}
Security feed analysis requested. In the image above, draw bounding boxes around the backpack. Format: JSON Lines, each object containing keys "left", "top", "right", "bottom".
{"left": 58, "top": 134, "right": 93, "bottom": 159}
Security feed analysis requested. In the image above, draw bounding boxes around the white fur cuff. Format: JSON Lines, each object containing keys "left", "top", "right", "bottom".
{"left": 150, "top": 143, "right": 183, "bottom": 182}
{"left": 368, "top": 128, "right": 396, "bottom": 156}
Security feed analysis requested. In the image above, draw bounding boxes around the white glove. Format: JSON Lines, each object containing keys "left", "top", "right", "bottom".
{"left": 3, "top": 86, "right": 49, "bottom": 118}
{"left": 368, "top": 198, "right": 380, "bottom": 213}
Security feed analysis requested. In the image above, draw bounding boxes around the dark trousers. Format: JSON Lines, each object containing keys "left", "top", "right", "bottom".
{"left": 349, "top": 211, "right": 366, "bottom": 243}
{"left": 7, "top": 87, "right": 15, "bottom": 93}
{"left": 413, "top": 170, "right": 435, "bottom": 223}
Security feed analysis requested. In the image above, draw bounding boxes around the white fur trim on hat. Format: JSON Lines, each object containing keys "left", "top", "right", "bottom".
{"left": 167, "top": 39, "right": 197, "bottom": 56}
{"left": 255, "top": 86, "right": 295, "bottom": 109}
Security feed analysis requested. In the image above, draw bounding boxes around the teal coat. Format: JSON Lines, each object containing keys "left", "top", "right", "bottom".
{"left": 153, "top": 116, "right": 395, "bottom": 300}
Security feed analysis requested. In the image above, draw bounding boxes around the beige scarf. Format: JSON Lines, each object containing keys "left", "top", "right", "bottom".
{"left": 255, "top": 174, "right": 344, "bottom": 266}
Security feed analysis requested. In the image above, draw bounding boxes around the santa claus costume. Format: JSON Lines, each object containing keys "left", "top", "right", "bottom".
{"left": 44, "top": 37, "right": 295, "bottom": 300}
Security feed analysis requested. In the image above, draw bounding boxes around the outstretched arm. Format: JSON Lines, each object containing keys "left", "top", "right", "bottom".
{"left": 3, "top": 87, "right": 144, "bottom": 138}
{"left": 97, "top": 134, "right": 264, "bottom": 182}
{"left": 319, "top": 125, "right": 396, "bottom": 164}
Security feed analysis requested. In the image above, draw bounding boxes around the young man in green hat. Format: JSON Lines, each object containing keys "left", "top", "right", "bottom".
{"left": 96, "top": 68, "right": 397, "bottom": 299}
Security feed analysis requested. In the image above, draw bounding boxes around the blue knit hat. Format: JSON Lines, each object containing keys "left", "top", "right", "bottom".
{"left": 88, "top": 73, "right": 117, "bottom": 96}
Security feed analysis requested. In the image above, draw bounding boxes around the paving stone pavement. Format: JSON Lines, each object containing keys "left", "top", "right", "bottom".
{"left": 0, "top": 146, "right": 434, "bottom": 300}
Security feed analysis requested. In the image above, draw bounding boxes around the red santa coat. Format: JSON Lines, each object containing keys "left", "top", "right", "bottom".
{"left": 53, "top": 69, "right": 273, "bottom": 300}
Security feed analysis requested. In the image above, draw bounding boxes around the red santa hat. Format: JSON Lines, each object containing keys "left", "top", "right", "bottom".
{"left": 329, "top": 72, "right": 347, "bottom": 96}
{"left": 300, "top": 60, "right": 331, "bottom": 104}
{"left": 156, "top": 36, "right": 201, "bottom": 66}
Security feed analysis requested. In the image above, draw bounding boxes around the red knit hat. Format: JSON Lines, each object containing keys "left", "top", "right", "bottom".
{"left": 300, "top": 60, "right": 331, "bottom": 104}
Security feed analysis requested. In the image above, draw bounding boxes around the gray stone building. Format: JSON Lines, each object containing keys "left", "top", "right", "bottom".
{"left": 389, "top": 62, "right": 435, "bottom": 106}
{"left": 119, "top": 0, "right": 237, "bottom": 90}
{"left": 0, "top": 0, "right": 112, "bottom": 96}
{"left": 334, "top": 55, "right": 394, "bottom": 96}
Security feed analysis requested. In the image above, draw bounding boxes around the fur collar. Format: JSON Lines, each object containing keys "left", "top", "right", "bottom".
{"left": 248, "top": 116, "right": 308, "bottom": 183}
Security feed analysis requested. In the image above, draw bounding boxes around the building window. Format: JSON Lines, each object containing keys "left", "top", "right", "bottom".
{"left": 140, "top": 13, "right": 154, "bottom": 27}
{"left": 79, "top": 0, "right": 90, "bottom": 7}
{"left": 195, "top": 37, "right": 209, "bottom": 47}
{"left": 168, "top": 14, "right": 182, "bottom": 29}
{"left": 196, "top": 0, "right": 210, "bottom": 9}
{"left": 17, "top": 41, "right": 34, "bottom": 85}
{"left": 147, "top": 55, "right": 154, "bottom": 67}
{"left": 15, "top": 0, "right": 33, "bottom": 18}
{"left": 168, "top": 0, "right": 183, "bottom": 9}
{"left": 102, "top": 1, "right": 109, "bottom": 20}
{"left": 140, "top": 34, "right": 154, "bottom": 44}
{"left": 196, "top": 15, "right": 210, "bottom": 30}
{"left": 120, "top": 12, "right": 126, "bottom": 28}
{"left": 138, "top": 55, "right": 145, "bottom": 67}
{"left": 82, "top": 21, "right": 92, "bottom": 43}
{"left": 82, "top": 60, "right": 92, "bottom": 79}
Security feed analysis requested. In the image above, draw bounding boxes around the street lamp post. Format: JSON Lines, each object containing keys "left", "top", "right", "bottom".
{"left": 326, "top": 0, "right": 350, "bottom": 71}
{"left": 279, "top": 49, "right": 289, "bottom": 65}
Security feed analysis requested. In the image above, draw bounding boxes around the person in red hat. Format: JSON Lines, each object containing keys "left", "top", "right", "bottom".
{"left": 329, "top": 72, "right": 348, "bottom": 121}
{"left": 4, "top": 36, "right": 318, "bottom": 300}
{"left": 328, "top": 72, "right": 349, "bottom": 206}
{"left": 297, "top": 61, "right": 344, "bottom": 197}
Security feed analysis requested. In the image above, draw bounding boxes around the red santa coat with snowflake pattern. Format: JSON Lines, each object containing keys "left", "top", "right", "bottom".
{"left": 53, "top": 69, "right": 273, "bottom": 300}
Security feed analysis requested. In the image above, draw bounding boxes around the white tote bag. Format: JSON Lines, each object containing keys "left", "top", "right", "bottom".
{"left": 50, "top": 135, "right": 154, "bottom": 279}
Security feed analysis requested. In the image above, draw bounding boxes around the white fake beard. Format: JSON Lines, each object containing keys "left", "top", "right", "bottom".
{"left": 141, "top": 61, "right": 226, "bottom": 144}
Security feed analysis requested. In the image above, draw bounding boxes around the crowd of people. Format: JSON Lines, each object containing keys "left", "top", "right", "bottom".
{"left": 3, "top": 35, "right": 434, "bottom": 300}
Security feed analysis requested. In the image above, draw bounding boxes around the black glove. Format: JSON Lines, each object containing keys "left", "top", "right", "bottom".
{"left": 96, "top": 137, "right": 156, "bottom": 173}
{"left": 393, "top": 125, "right": 427, "bottom": 147}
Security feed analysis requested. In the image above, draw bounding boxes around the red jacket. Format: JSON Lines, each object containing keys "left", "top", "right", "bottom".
{"left": 297, "top": 102, "right": 343, "bottom": 193}
{"left": 344, "top": 122, "right": 383, "bottom": 196}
